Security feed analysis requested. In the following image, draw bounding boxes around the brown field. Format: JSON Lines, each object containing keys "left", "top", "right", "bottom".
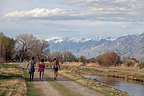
{"left": 0, "top": 79, "right": 26, "bottom": 96}
{"left": 0, "top": 64, "right": 27, "bottom": 96}
{"left": 0, "top": 68, "right": 23, "bottom": 75}
{"left": 59, "top": 62, "right": 144, "bottom": 72}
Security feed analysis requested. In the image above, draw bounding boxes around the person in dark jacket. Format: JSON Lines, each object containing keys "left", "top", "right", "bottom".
{"left": 53, "top": 58, "right": 60, "bottom": 80}
{"left": 27, "top": 57, "right": 36, "bottom": 81}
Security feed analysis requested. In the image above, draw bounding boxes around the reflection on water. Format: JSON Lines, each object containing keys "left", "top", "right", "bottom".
{"left": 82, "top": 75, "right": 144, "bottom": 96}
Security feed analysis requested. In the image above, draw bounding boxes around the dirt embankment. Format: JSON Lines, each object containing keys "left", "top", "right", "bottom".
{"left": 61, "top": 64, "right": 144, "bottom": 83}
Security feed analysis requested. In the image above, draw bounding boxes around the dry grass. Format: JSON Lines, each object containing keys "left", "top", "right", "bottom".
{"left": 118, "top": 63, "right": 140, "bottom": 70}
{"left": 61, "top": 62, "right": 99, "bottom": 67}
{"left": 0, "top": 79, "right": 26, "bottom": 96}
{"left": 61, "top": 62, "right": 144, "bottom": 72}
{"left": 0, "top": 64, "right": 27, "bottom": 96}
{"left": 86, "top": 63, "right": 100, "bottom": 67}
{"left": 44, "top": 62, "right": 83, "bottom": 67}
{"left": 62, "top": 62, "right": 82, "bottom": 66}
{"left": 0, "top": 68, "right": 23, "bottom": 75}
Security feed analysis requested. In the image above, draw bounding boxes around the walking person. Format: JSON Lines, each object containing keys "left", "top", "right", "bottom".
{"left": 27, "top": 57, "right": 36, "bottom": 81}
{"left": 38, "top": 59, "right": 45, "bottom": 80}
{"left": 53, "top": 58, "right": 60, "bottom": 80}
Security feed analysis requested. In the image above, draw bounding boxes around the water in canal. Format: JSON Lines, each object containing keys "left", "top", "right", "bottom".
{"left": 82, "top": 75, "right": 144, "bottom": 96}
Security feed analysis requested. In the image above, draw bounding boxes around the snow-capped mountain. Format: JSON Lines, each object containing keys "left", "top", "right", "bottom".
{"left": 46, "top": 36, "right": 115, "bottom": 43}
{"left": 105, "top": 37, "right": 116, "bottom": 41}
{"left": 46, "top": 37, "right": 63, "bottom": 43}
{"left": 47, "top": 36, "right": 114, "bottom": 57}
{"left": 47, "top": 33, "right": 144, "bottom": 60}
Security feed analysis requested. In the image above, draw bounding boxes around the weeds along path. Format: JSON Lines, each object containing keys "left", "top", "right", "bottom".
{"left": 44, "top": 69, "right": 104, "bottom": 96}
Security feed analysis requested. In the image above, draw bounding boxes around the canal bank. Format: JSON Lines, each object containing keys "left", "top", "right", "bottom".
{"left": 59, "top": 70, "right": 130, "bottom": 96}
{"left": 61, "top": 65, "right": 144, "bottom": 83}
{"left": 82, "top": 75, "right": 144, "bottom": 96}
{"left": 60, "top": 65, "right": 144, "bottom": 96}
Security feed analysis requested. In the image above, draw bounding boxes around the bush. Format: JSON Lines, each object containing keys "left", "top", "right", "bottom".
{"left": 87, "top": 58, "right": 96, "bottom": 63}
{"left": 123, "top": 58, "right": 138, "bottom": 67}
{"left": 79, "top": 56, "right": 87, "bottom": 65}
{"left": 138, "top": 62, "right": 144, "bottom": 69}
{"left": 96, "top": 52, "right": 120, "bottom": 67}
{"left": 63, "top": 51, "right": 78, "bottom": 62}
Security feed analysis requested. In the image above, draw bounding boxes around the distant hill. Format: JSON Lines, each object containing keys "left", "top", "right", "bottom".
{"left": 47, "top": 33, "right": 144, "bottom": 60}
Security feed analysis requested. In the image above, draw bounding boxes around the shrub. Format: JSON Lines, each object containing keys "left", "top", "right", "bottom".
{"left": 96, "top": 52, "right": 120, "bottom": 67}
{"left": 79, "top": 56, "right": 87, "bottom": 65}
{"left": 123, "top": 58, "right": 137, "bottom": 67}
{"left": 87, "top": 58, "right": 96, "bottom": 63}
{"left": 137, "top": 62, "right": 144, "bottom": 69}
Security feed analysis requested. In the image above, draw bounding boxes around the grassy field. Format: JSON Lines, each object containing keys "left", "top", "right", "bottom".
{"left": 0, "top": 63, "right": 37, "bottom": 96}
{"left": 0, "top": 64, "right": 26, "bottom": 96}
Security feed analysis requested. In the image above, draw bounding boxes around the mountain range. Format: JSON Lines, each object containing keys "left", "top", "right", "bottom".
{"left": 47, "top": 33, "right": 144, "bottom": 60}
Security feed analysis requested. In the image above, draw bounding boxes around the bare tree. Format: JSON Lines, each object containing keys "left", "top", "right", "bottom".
{"left": 31, "top": 40, "right": 49, "bottom": 61}
{"left": 63, "top": 51, "right": 77, "bottom": 62}
{"left": 0, "top": 33, "right": 15, "bottom": 62}
{"left": 51, "top": 51, "right": 63, "bottom": 63}
{"left": 16, "top": 34, "right": 50, "bottom": 61}
{"left": 16, "top": 34, "right": 37, "bottom": 61}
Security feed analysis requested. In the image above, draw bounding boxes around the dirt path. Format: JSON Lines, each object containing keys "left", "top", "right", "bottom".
{"left": 33, "top": 71, "right": 63, "bottom": 96}
{"left": 20, "top": 64, "right": 104, "bottom": 96}
{"left": 44, "top": 69, "right": 104, "bottom": 96}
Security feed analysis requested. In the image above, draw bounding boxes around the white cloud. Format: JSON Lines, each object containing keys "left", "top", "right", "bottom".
{"left": 66, "top": 0, "right": 144, "bottom": 22}
{"left": 3, "top": 0, "right": 144, "bottom": 22}
{"left": 4, "top": 8, "right": 89, "bottom": 20}
{"left": 5, "top": 8, "right": 74, "bottom": 18}
{"left": 5, "top": 8, "right": 62, "bottom": 17}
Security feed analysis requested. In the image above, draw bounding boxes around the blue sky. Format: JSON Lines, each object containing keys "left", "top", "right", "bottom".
{"left": 0, "top": 0, "right": 144, "bottom": 39}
